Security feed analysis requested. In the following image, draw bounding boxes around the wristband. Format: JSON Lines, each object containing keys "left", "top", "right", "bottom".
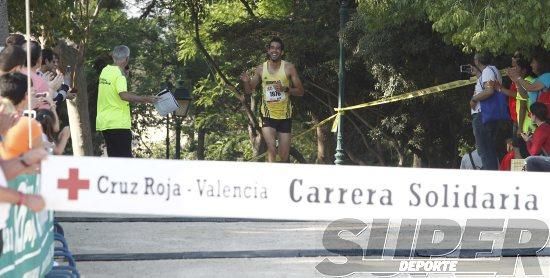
{"left": 19, "top": 154, "right": 31, "bottom": 167}
{"left": 16, "top": 192, "right": 25, "bottom": 206}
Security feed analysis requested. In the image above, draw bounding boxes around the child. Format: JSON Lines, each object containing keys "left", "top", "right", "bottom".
{"left": 499, "top": 139, "right": 515, "bottom": 171}
{"left": 35, "top": 108, "right": 70, "bottom": 155}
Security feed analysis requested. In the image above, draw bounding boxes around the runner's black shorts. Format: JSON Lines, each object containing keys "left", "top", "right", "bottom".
{"left": 261, "top": 117, "right": 292, "bottom": 133}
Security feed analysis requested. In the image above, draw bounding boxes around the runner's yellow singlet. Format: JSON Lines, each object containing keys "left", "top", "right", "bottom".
{"left": 260, "top": 60, "right": 292, "bottom": 119}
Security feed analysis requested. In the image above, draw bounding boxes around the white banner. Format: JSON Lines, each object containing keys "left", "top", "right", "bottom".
{"left": 40, "top": 156, "right": 549, "bottom": 221}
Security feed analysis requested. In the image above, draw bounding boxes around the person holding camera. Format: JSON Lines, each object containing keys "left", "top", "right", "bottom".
{"left": 468, "top": 53, "right": 503, "bottom": 170}
{"left": 522, "top": 102, "right": 550, "bottom": 172}
{"left": 39, "top": 48, "right": 77, "bottom": 106}
{"left": 96, "top": 45, "right": 158, "bottom": 157}
{"left": 240, "top": 37, "right": 304, "bottom": 163}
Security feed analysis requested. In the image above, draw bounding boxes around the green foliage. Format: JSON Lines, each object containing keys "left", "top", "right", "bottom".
{"left": 357, "top": 0, "right": 550, "bottom": 53}
{"left": 11, "top": 0, "right": 545, "bottom": 165}
{"left": 256, "top": 0, "right": 293, "bottom": 18}
{"left": 424, "top": 0, "right": 550, "bottom": 53}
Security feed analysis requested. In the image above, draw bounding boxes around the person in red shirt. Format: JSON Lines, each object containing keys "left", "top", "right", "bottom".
{"left": 499, "top": 139, "right": 515, "bottom": 171}
{"left": 523, "top": 102, "right": 550, "bottom": 171}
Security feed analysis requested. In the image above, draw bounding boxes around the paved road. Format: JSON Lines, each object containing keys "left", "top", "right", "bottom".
{"left": 57, "top": 213, "right": 550, "bottom": 277}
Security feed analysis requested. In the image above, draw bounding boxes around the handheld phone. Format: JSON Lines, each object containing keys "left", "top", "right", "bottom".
{"left": 64, "top": 65, "right": 73, "bottom": 85}
{"left": 22, "top": 109, "right": 36, "bottom": 119}
{"left": 460, "top": 65, "right": 472, "bottom": 74}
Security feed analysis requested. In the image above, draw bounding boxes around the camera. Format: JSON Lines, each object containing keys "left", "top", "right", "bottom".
{"left": 22, "top": 109, "right": 36, "bottom": 119}
{"left": 64, "top": 65, "right": 72, "bottom": 85}
{"left": 460, "top": 65, "right": 472, "bottom": 74}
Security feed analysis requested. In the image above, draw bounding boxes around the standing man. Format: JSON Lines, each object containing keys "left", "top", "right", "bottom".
{"left": 240, "top": 37, "right": 304, "bottom": 162}
{"left": 96, "top": 45, "right": 157, "bottom": 157}
{"left": 469, "top": 53, "right": 503, "bottom": 170}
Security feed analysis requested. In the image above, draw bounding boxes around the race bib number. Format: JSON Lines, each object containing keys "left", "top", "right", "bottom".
{"left": 265, "top": 84, "right": 285, "bottom": 102}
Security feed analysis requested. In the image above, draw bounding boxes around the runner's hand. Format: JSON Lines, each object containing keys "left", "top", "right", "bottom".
{"left": 274, "top": 81, "right": 288, "bottom": 93}
{"left": 240, "top": 72, "right": 250, "bottom": 83}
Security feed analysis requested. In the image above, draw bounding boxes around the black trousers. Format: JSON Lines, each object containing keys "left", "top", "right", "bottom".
{"left": 102, "top": 129, "right": 133, "bottom": 157}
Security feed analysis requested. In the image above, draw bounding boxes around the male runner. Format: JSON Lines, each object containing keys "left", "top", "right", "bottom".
{"left": 240, "top": 37, "right": 304, "bottom": 162}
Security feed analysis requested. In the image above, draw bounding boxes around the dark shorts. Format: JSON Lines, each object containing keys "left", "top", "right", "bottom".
{"left": 261, "top": 117, "right": 292, "bottom": 133}
{"left": 102, "top": 129, "right": 133, "bottom": 157}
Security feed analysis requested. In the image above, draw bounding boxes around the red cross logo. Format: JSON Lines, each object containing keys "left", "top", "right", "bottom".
{"left": 58, "top": 168, "right": 90, "bottom": 200}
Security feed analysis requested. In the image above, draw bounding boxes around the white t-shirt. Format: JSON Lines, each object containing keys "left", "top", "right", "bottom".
{"left": 472, "top": 65, "right": 502, "bottom": 114}
{"left": 460, "top": 149, "right": 483, "bottom": 170}
{"left": 0, "top": 168, "right": 9, "bottom": 229}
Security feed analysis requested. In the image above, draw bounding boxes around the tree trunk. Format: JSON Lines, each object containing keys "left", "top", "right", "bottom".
{"left": 375, "top": 142, "right": 386, "bottom": 165}
{"left": 289, "top": 147, "right": 306, "bottom": 163}
{"left": 412, "top": 153, "right": 422, "bottom": 168}
{"left": 197, "top": 128, "right": 205, "bottom": 160}
{"left": 312, "top": 114, "right": 334, "bottom": 164}
{"left": 0, "top": 0, "right": 8, "bottom": 45}
{"left": 345, "top": 148, "right": 368, "bottom": 165}
{"left": 249, "top": 125, "right": 266, "bottom": 159}
{"left": 56, "top": 39, "right": 93, "bottom": 156}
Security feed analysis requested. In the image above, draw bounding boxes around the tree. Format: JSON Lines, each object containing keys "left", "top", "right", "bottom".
{"left": 424, "top": 0, "right": 550, "bottom": 53}
{"left": 0, "top": 0, "right": 8, "bottom": 45}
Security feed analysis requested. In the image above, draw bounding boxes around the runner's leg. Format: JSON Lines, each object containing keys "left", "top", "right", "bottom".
{"left": 261, "top": 127, "right": 278, "bottom": 162}
{"left": 278, "top": 132, "right": 291, "bottom": 162}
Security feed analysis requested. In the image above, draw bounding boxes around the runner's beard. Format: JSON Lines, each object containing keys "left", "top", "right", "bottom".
{"left": 269, "top": 53, "right": 281, "bottom": 61}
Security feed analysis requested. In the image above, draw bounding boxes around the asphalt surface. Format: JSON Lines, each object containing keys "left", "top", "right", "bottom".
{"left": 56, "top": 212, "right": 550, "bottom": 277}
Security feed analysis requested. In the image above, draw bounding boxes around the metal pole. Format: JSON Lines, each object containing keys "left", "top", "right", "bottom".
{"left": 175, "top": 113, "right": 181, "bottom": 159}
{"left": 334, "top": 0, "right": 349, "bottom": 165}
{"left": 166, "top": 114, "right": 170, "bottom": 159}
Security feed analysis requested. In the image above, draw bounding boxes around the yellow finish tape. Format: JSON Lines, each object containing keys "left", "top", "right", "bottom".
{"left": 250, "top": 70, "right": 508, "bottom": 160}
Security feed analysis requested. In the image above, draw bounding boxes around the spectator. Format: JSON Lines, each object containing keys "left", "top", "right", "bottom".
{"left": 494, "top": 54, "right": 536, "bottom": 135}
{"left": 0, "top": 73, "right": 43, "bottom": 159}
{"left": 469, "top": 53, "right": 503, "bottom": 170}
{"left": 5, "top": 33, "right": 25, "bottom": 47}
{"left": 460, "top": 149, "right": 483, "bottom": 170}
{"left": 508, "top": 49, "right": 550, "bottom": 113}
{"left": 39, "top": 48, "right": 76, "bottom": 106}
{"left": 0, "top": 45, "right": 26, "bottom": 75}
{"left": 35, "top": 108, "right": 70, "bottom": 155}
{"left": 522, "top": 102, "right": 550, "bottom": 172}
{"left": 499, "top": 139, "right": 515, "bottom": 171}
{"left": 20, "top": 41, "right": 50, "bottom": 99}
{"left": 96, "top": 45, "right": 157, "bottom": 157}
{"left": 492, "top": 55, "right": 535, "bottom": 159}
{"left": 0, "top": 148, "right": 48, "bottom": 251}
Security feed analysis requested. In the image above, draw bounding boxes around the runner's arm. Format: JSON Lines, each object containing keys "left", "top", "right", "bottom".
{"left": 286, "top": 64, "right": 304, "bottom": 96}
{"left": 242, "top": 66, "right": 262, "bottom": 95}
